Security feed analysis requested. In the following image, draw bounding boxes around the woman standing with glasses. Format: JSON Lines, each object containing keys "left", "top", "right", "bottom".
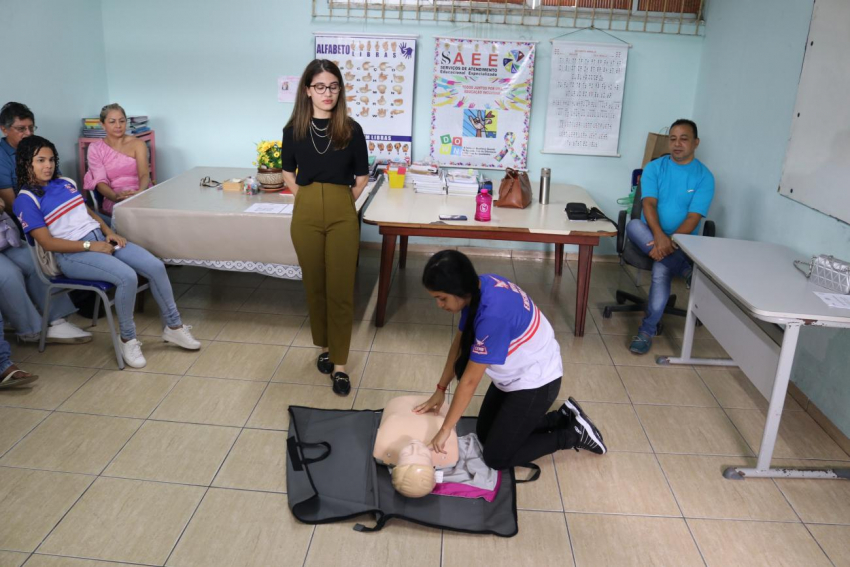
{"left": 281, "top": 59, "right": 369, "bottom": 396}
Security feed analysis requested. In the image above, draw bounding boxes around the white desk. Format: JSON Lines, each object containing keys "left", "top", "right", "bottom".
{"left": 660, "top": 235, "right": 850, "bottom": 480}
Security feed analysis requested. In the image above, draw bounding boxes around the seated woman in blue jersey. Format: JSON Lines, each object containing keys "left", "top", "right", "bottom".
{"left": 12, "top": 136, "right": 200, "bottom": 369}
{"left": 415, "top": 250, "right": 607, "bottom": 470}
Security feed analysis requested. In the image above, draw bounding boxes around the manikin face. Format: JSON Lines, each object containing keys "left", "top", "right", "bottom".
{"left": 427, "top": 290, "right": 468, "bottom": 314}
{"left": 668, "top": 124, "right": 699, "bottom": 164}
{"left": 102, "top": 110, "right": 127, "bottom": 138}
{"left": 398, "top": 440, "right": 434, "bottom": 467}
{"left": 1, "top": 117, "right": 36, "bottom": 149}
{"left": 307, "top": 70, "right": 341, "bottom": 116}
{"left": 31, "top": 147, "right": 56, "bottom": 185}
{"left": 393, "top": 440, "right": 437, "bottom": 498}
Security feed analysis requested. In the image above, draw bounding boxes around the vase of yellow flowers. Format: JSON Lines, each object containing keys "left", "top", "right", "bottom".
{"left": 254, "top": 140, "right": 285, "bottom": 189}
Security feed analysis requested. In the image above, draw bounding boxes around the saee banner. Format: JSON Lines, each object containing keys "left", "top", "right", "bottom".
{"left": 429, "top": 37, "right": 536, "bottom": 170}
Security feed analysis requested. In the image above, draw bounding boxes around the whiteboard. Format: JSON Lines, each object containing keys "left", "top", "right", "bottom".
{"left": 778, "top": 0, "right": 850, "bottom": 225}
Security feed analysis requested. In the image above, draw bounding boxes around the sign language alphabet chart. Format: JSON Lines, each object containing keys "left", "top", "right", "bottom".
{"left": 544, "top": 41, "right": 629, "bottom": 157}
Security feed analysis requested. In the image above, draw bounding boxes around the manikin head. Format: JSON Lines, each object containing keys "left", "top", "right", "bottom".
{"left": 391, "top": 440, "right": 436, "bottom": 498}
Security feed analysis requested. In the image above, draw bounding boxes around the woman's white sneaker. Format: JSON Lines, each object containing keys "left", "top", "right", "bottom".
{"left": 162, "top": 325, "right": 201, "bottom": 350}
{"left": 120, "top": 338, "right": 147, "bottom": 368}
{"left": 44, "top": 319, "right": 93, "bottom": 344}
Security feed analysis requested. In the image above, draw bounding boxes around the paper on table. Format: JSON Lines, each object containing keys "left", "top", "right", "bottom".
{"left": 814, "top": 292, "right": 850, "bottom": 310}
{"left": 244, "top": 203, "right": 293, "bottom": 215}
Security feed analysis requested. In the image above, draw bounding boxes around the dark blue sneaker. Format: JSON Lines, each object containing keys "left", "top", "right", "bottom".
{"left": 629, "top": 332, "right": 652, "bottom": 355}
{"left": 563, "top": 397, "right": 607, "bottom": 455}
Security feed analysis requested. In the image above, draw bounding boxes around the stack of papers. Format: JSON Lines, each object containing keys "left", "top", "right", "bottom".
{"left": 244, "top": 203, "right": 293, "bottom": 215}
{"left": 445, "top": 169, "right": 481, "bottom": 196}
{"left": 409, "top": 161, "right": 446, "bottom": 195}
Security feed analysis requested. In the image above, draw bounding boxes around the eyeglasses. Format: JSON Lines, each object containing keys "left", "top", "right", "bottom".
{"left": 200, "top": 176, "right": 221, "bottom": 188}
{"left": 309, "top": 83, "right": 341, "bottom": 94}
{"left": 11, "top": 125, "right": 36, "bottom": 134}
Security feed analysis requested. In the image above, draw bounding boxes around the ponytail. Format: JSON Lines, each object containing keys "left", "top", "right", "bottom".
{"left": 454, "top": 287, "right": 481, "bottom": 379}
{"left": 422, "top": 250, "right": 480, "bottom": 380}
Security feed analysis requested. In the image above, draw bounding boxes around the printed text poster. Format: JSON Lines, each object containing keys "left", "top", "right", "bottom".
{"left": 543, "top": 41, "right": 628, "bottom": 156}
{"left": 315, "top": 34, "right": 416, "bottom": 163}
{"left": 430, "top": 38, "right": 535, "bottom": 170}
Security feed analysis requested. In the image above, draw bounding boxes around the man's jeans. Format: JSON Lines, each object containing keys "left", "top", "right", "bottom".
{"left": 0, "top": 244, "right": 77, "bottom": 338}
{"left": 625, "top": 219, "right": 692, "bottom": 337}
{"left": 56, "top": 229, "right": 181, "bottom": 340}
{"left": 0, "top": 309, "right": 12, "bottom": 376}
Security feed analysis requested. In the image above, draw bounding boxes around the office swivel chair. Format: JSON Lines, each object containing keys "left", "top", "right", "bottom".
{"left": 602, "top": 169, "right": 715, "bottom": 335}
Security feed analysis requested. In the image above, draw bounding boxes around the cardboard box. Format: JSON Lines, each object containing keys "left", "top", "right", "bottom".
{"left": 222, "top": 178, "right": 243, "bottom": 192}
{"left": 642, "top": 132, "right": 670, "bottom": 167}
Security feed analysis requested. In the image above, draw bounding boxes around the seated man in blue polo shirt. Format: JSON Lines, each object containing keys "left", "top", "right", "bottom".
{"left": 0, "top": 102, "right": 37, "bottom": 213}
{"left": 626, "top": 119, "right": 715, "bottom": 355}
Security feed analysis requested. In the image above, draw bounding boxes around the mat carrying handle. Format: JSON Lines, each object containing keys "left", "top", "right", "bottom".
{"left": 515, "top": 462, "right": 541, "bottom": 483}
{"left": 287, "top": 437, "right": 331, "bottom": 471}
{"left": 353, "top": 514, "right": 388, "bottom": 533}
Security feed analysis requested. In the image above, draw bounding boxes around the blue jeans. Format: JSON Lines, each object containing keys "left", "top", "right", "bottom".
{"left": 0, "top": 244, "right": 77, "bottom": 338}
{"left": 626, "top": 219, "right": 692, "bottom": 337}
{"left": 0, "top": 310, "right": 11, "bottom": 375}
{"left": 55, "top": 229, "right": 181, "bottom": 340}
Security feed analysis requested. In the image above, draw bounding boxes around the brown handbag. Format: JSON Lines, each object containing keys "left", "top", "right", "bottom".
{"left": 496, "top": 168, "right": 533, "bottom": 209}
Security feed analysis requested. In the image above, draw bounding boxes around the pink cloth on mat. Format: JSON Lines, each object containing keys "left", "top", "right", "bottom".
{"left": 83, "top": 140, "right": 140, "bottom": 214}
{"left": 431, "top": 470, "right": 502, "bottom": 502}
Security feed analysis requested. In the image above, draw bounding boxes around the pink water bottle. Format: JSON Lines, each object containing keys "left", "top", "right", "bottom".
{"left": 475, "top": 187, "right": 492, "bottom": 222}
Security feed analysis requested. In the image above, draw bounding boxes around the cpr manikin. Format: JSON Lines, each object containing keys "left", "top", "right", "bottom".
{"left": 373, "top": 395, "right": 459, "bottom": 498}
{"left": 392, "top": 440, "right": 437, "bottom": 498}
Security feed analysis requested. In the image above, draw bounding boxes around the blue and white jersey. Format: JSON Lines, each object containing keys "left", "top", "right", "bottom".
{"left": 14, "top": 178, "right": 100, "bottom": 242}
{"left": 458, "top": 274, "right": 562, "bottom": 392}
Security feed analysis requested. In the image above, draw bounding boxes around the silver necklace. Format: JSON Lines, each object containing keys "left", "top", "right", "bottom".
{"left": 310, "top": 122, "right": 329, "bottom": 138}
{"left": 311, "top": 119, "right": 329, "bottom": 132}
{"left": 310, "top": 127, "right": 333, "bottom": 154}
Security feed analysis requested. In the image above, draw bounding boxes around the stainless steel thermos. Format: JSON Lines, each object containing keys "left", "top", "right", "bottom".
{"left": 539, "top": 168, "right": 551, "bottom": 204}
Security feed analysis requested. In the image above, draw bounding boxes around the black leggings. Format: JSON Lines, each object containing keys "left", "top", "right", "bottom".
{"left": 476, "top": 377, "right": 576, "bottom": 470}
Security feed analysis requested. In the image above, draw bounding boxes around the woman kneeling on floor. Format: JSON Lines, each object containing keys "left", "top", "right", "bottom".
{"left": 12, "top": 136, "right": 200, "bottom": 368}
{"left": 416, "top": 250, "right": 607, "bottom": 469}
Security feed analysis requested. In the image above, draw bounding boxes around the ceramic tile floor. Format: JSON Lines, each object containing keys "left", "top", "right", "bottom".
{"left": 1, "top": 249, "right": 849, "bottom": 567}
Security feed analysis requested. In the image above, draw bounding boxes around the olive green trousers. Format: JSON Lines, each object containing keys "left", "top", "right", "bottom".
{"left": 291, "top": 183, "right": 359, "bottom": 365}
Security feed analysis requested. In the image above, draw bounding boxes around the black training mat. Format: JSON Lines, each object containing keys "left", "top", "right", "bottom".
{"left": 286, "top": 406, "right": 520, "bottom": 537}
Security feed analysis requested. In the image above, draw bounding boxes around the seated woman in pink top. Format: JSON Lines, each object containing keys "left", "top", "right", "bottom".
{"left": 83, "top": 103, "right": 150, "bottom": 215}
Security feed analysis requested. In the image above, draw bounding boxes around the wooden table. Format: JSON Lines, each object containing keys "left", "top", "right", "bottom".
{"left": 362, "top": 180, "right": 616, "bottom": 336}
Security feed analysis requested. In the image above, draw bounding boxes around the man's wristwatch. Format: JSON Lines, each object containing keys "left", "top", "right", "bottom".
{"left": 83, "top": 241, "right": 91, "bottom": 251}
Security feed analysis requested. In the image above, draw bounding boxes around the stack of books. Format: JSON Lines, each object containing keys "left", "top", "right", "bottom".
{"left": 409, "top": 161, "right": 446, "bottom": 195}
{"left": 445, "top": 169, "right": 481, "bottom": 196}
{"left": 80, "top": 115, "right": 151, "bottom": 138}
{"left": 128, "top": 116, "right": 150, "bottom": 135}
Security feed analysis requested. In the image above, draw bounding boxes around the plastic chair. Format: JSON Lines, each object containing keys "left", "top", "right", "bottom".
{"left": 29, "top": 245, "right": 149, "bottom": 369}
{"left": 601, "top": 170, "right": 715, "bottom": 335}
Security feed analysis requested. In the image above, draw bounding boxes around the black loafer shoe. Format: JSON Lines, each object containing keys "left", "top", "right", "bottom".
{"left": 331, "top": 371, "right": 351, "bottom": 396}
{"left": 317, "top": 352, "right": 333, "bottom": 374}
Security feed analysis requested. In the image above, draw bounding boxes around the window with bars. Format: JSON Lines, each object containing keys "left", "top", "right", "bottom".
{"left": 314, "top": 0, "right": 705, "bottom": 35}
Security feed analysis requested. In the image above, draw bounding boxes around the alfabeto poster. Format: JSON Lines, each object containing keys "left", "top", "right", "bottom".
{"left": 314, "top": 33, "right": 417, "bottom": 163}
{"left": 430, "top": 37, "right": 536, "bottom": 170}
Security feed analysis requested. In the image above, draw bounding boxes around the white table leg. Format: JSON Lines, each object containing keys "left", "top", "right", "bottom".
{"left": 724, "top": 321, "right": 850, "bottom": 480}
{"left": 657, "top": 268, "right": 737, "bottom": 367}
